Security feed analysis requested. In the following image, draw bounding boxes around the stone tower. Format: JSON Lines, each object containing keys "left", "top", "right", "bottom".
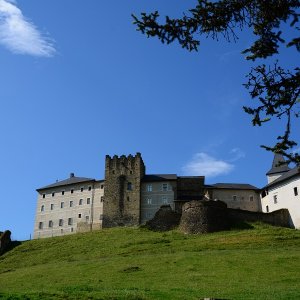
{"left": 102, "top": 153, "right": 145, "bottom": 227}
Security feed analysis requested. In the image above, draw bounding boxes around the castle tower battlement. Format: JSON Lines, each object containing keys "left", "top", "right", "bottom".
{"left": 102, "top": 153, "right": 145, "bottom": 227}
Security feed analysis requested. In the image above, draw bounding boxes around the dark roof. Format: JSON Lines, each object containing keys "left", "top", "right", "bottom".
{"left": 210, "top": 183, "right": 259, "bottom": 190}
{"left": 266, "top": 153, "right": 290, "bottom": 175}
{"left": 142, "top": 174, "right": 177, "bottom": 182}
{"left": 264, "top": 166, "right": 300, "bottom": 189}
{"left": 37, "top": 173, "right": 96, "bottom": 191}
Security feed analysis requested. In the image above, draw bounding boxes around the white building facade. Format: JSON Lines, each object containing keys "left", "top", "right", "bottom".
{"left": 260, "top": 154, "right": 300, "bottom": 229}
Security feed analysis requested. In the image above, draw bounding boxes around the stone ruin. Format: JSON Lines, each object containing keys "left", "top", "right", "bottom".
{"left": 179, "top": 200, "right": 229, "bottom": 234}
{"left": 0, "top": 230, "right": 12, "bottom": 255}
{"left": 145, "top": 205, "right": 181, "bottom": 231}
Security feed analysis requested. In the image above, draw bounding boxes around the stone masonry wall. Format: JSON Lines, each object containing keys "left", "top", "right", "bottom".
{"left": 102, "top": 153, "right": 145, "bottom": 227}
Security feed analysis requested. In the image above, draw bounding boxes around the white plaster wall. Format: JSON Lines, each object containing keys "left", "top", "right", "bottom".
{"left": 34, "top": 181, "right": 104, "bottom": 239}
{"left": 212, "top": 189, "right": 261, "bottom": 211}
{"left": 261, "top": 176, "right": 300, "bottom": 229}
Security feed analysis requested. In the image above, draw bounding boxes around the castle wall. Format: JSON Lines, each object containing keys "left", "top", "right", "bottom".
{"left": 102, "top": 153, "right": 145, "bottom": 227}
{"left": 33, "top": 180, "right": 104, "bottom": 238}
{"left": 261, "top": 175, "right": 300, "bottom": 229}
{"left": 141, "top": 181, "right": 175, "bottom": 223}
{"left": 212, "top": 189, "right": 260, "bottom": 212}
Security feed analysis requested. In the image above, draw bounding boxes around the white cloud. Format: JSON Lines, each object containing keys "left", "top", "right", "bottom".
{"left": 182, "top": 152, "right": 234, "bottom": 178}
{"left": 0, "top": 0, "right": 55, "bottom": 56}
{"left": 229, "top": 148, "right": 246, "bottom": 162}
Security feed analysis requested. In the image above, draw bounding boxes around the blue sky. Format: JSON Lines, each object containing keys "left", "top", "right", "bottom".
{"left": 0, "top": 0, "right": 299, "bottom": 240}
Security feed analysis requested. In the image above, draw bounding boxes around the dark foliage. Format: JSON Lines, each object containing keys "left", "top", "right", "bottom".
{"left": 132, "top": 0, "right": 300, "bottom": 164}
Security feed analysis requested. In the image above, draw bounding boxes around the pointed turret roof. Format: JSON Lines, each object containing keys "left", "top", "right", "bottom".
{"left": 266, "top": 153, "right": 290, "bottom": 176}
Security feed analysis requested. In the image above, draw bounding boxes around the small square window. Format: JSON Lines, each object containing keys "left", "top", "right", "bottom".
{"left": 88, "top": 186, "right": 92, "bottom": 191}
{"left": 59, "top": 219, "right": 63, "bottom": 226}
{"left": 52, "top": 192, "right": 55, "bottom": 197}
{"left": 61, "top": 191, "right": 65, "bottom": 196}
{"left": 249, "top": 196, "right": 254, "bottom": 201}
{"left": 39, "top": 222, "right": 43, "bottom": 230}
{"left": 147, "top": 198, "right": 152, "bottom": 205}
{"left": 162, "top": 183, "right": 168, "bottom": 191}
{"left": 49, "top": 220, "right": 53, "bottom": 228}
{"left": 51, "top": 204, "right": 54, "bottom": 210}
{"left": 147, "top": 184, "right": 152, "bottom": 192}
{"left": 61, "top": 202, "right": 64, "bottom": 208}
{"left": 294, "top": 187, "right": 298, "bottom": 196}
{"left": 273, "top": 195, "right": 278, "bottom": 204}
{"left": 101, "top": 196, "right": 104, "bottom": 202}
{"left": 162, "top": 196, "right": 168, "bottom": 204}
{"left": 42, "top": 194, "right": 45, "bottom": 199}
{"left": 71, "top": 227, "right": 74, "bottom": 232}
{"left": 71, "top": 189, "right": 74, "bottom": 194}
{"left": 87, "top": 198, "right": 91, "bottom": 204}
{"left": 79, "top": 199, "right": 83, "bottom": 205}
{"left": 70, "top": 201, "right": 73, "bottom": 207}
{"left": 78, "top": 213, "right": 82, "bottom": 218}
{"left": 68, "top": 218, "right": 73, "bottom": 225}
{"left": 80, "top": 187, "right": 84, "bottom": 192}
{"left": 101, "top": 185, "right": 104, "bottom": 189}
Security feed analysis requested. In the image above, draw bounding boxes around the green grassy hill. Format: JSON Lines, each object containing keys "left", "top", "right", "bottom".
{"left": 0, "top": 224, "right": 300, "bottom": 300}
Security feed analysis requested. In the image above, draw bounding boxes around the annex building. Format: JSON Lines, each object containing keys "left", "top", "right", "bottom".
{"left": 34, "top": 153, "right": 261, "bottom": 239}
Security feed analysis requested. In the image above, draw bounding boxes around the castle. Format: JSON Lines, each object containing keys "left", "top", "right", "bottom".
{"left": 34, "top": 153, "right": 261, "bottom": 238}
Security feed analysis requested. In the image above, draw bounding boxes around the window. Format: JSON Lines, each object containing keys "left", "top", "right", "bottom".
{"left": 41, "top": 205, "right": 44, "bottom": 212}
{"left": 147, "top": 184, "right": 152, "bottom": 192}
{"left": 59, "top": 219, "right": 63, "bottom": 226}
{"left": 101, "top": 196, "right": 104, "bottom": 202}
{"left": 80, "top": 187, "right": 84, "bottom": 192}
{"left": 42, "top": 194, "right": 45, "bottom": 199}
{"left": 71, "top": 189, "right": 74, "bottom": 194}
{"left": 112, "top": 170, "right": 115, "bottom": 174}
{"left": 273, "top": 195, "right": 278, "bottom": 204}
{"left": 266, "top": 205, "right": 269, "bottom": 213}
{"left": 87, "top": 198, "right": 91, "bottom": 204}
{"left": 127, "top": 182, "right": 132, "bottom": 190}
{"left": 70, "top": 201, "right": 73, "bottom": 207}
{"left": 101, "top": 184, "right": 104, "bottom": 189}
{"left": 162, "top": 196, "right": 168, "bottom": 204}
{"left": 39, "top": 222, "right": 43, "bottom": 229}
{"left": 78, "top": 213, "right": 82, "bottom": 218}
{"left": 85, "top": 216, "right": 89, "bottom": 223}
{"left": 147, "top": 198, "right": 152, "bottom": 205}
{"left": 79, "top": 199, "right": 83, "bottom": 205}
{"left": 127, "top": 196, "right": 130, "bottom": 201}
{"left": 294, "top": 187, "right": 298, "bottom": 196}
{"left": 49, "top": 220, "right": 53, "bottom": 228}
{"left": 61, "top": 191, "right": 65, "bottom": 196}
{"left": 60, "top": 202, "right": 64, "bottom": 208}
{"left": 233, "top": 195, "right": 237, "bottom": 201}
{"left": 99, "top": 214, "right": 103, "bottom": 220}
{"left": 68, "top": 218, "right": 73, "bottom": 225}
{"left": 249, "top": 196, "right": 254, "bottom": 202}
{"left": 162, "top": 183, "right": 168, "bottom": 191}
{"left": 88, "top": 186, "right": 92, "bottom": 191}
{"left": 71, "top": 227, "right": 74, "bottom": 232}
{"left": 130, "top": 170, "right": 133, "bottom": 174}
{"left": 51, "top": 204, "right": 54, "bottom": 210}
{"left": 52, "top": 192, "right": 55, "bottom": 197}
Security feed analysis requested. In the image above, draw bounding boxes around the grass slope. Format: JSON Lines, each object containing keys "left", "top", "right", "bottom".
{"left": 0, "top": 223, "right": 300, "bottom": 300}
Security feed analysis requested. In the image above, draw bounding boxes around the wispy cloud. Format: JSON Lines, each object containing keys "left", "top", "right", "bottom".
{"left": 229, "top": 148, "right": 246, "bottom": 162}
{"left": 0, "top": 0, "right": 55, "bottom": 56}
{"left": 182, "top": 152, "right": 234, "bottom": 178}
